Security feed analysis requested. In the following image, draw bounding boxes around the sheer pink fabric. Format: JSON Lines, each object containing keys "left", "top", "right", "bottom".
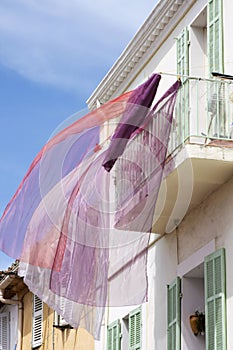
{"left": 0, "top": 75, "right": 180, "bottom": 339}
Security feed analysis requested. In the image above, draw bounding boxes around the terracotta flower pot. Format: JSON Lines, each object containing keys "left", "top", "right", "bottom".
{"left": 189, "top": 311, "right": 205, "bottom": 336}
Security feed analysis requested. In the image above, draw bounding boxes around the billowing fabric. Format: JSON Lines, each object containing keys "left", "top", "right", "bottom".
{"left": 103, "top": 73, "right": 161, "bottom": 171}
{"left": 0, "top": 74, "right": 180, "bottom": 339}
{"left": 0, "top": 91, "right": 131, "bottom": 259}
{"left": 115, "top": 80, "right": 181, "bottom": 232}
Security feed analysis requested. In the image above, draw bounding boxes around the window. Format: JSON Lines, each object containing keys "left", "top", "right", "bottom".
{"left": 176, "top": 27, "right": 190, "bottom": 141}
{"left": 177, "top": 27, "right": 189, "bottom": 78}
{"left": 190, "top": 7, "right": 207, "bottom": 78}
{"left": 32, "top": 295, "right": 43, "bottom": 348}
{"left": 207, "top": 0, "right": 223, "bottom": 75}
{"left": 0, "top": 312, "right": 9, "bottom": 350}
{"left": 204, "top": 248, "right": 226, "bottom": 350}
{"left": 129, "top": 307, "right": 142, "bottom": 350}
{"left": 54, "top": 296, "right": 73, "bottom": 328}
{"left": 54, "top": 311, "right": 71, "bottom": 328}
{"left": 106, "top": 307, "right": 142, "bottom": 350}
{"left": 174, "top": 245, "right": 226, "bottom": 350}
{"left": 107, "top": 320, "right": 121, "bottom": 350}
{"left": 167, "top": 277, "right": 181, "bottom": 350}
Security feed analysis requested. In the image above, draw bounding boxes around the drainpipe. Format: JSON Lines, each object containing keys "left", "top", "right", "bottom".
{"left": 0, "top": 275, "right": 23, "bottom": 350}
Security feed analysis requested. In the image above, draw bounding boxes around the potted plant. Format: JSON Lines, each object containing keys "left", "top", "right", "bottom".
{"left": 189, "top": 310, "right": 205, "bottom": 336}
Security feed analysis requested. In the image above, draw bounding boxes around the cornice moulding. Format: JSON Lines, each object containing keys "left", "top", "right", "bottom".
{"left": 87, "top": 0, "right": 195, "bottom": 110}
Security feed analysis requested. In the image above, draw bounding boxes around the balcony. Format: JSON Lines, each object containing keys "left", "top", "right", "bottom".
{"left": 115, "top": 78, "right": 233, "bottom": 234}
{"left": 169, "top": 77, "right": 233, "bottom": 152}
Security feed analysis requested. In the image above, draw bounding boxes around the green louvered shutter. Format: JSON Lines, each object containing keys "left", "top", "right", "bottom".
{"left": 204, "top": 248, "right": 226, "bottom": 350}
{"left": 177, "top": 27, "right": 189, "bottom": 78}
{"left": 167, "top": 277, "right": 181, "bottom": 350}
{"left": 107, "top": 320, "right": 121, "bottom": 350}
{"left": 208, "top": 0, "right": 224, "bottom": 75}
{"left": 129, "top": 307, "right": 142, "bottom": 350}
{"left": 176, "top": 28, "right": 189, "bottom": 141}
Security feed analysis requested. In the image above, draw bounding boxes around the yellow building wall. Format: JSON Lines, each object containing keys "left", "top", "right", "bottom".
{"left": 53, "top": 327, "right": 94, "bottom": 350}
{"left": 21, "top": 290, "right": 94, "bottom": 350}
{"left": 21, "top": 291, "right": 33, "bottom": 350}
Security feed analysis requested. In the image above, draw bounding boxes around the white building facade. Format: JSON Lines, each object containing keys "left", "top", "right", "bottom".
{"left": 87, "top": 0, "right": 233, "bottom": 349}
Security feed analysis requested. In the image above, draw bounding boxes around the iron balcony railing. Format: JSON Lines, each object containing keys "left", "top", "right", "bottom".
{"left": 115, "top": 77, "right": 233, "bottom": 209}
{"left": 169, "top": 77, "right": 233, "bottom": 153}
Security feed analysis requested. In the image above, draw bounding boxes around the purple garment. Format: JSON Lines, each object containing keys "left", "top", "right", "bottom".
{"left": 114, "top": 80, "right": 181, "bottom": 232}
{"left": 102, "top": 73, "right": 161, "bottom": 172}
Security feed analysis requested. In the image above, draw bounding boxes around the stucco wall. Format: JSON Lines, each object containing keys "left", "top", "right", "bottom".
{"left": 92, "top": 0, "right": 233, "bottom": 348}
{"left": 146, "top": 175, "right": 233, "bottom": 349}
{"left": 53, "top": 327, "right": 94, "bottom": 350}
{"left": 177, "top": 176, "right": 233, "bottom": 262}
{"left": 177, "top": 175, "right": 233, "bottom": 349}
{"left": 21, "top": 291, "right": 32, "bottom": 350}
{"left": 21, "top": 291, "right": 94, "bottom": 350}
{"left": 149, "top": 233, "right": 178, "bottom": 349}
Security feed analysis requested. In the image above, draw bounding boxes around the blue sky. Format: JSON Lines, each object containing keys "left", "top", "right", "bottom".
{"left": 0, "top": 0, "right": 157, "bottom": 270}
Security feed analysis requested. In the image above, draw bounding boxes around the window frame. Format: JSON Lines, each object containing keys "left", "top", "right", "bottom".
{"left": 207, "top": 0, "right": 224, "bottom": 75}
{"left": 167, "top": 277, "right": 181, "bottom": 350}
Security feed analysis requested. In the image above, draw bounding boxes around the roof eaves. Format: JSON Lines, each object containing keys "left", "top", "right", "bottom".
{"left": 0, "top": 260, "right": 19, "bottom": 282}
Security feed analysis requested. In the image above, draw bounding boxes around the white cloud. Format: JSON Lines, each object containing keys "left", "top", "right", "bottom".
{"left": 0, "top": 0, "right": 157, "bottom": 95}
